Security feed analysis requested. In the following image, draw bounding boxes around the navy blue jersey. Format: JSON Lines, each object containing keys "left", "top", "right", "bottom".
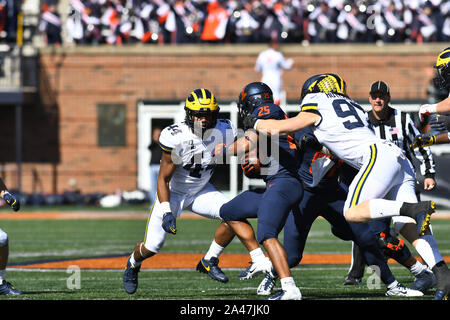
{"left": 251, "top": 103, "right": 300, "bottom": 180}
{"left": 294, "top": 127, "right": 340, "bottom": 190}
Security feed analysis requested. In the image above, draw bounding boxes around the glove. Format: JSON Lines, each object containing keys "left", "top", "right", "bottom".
{"left": 3, "top": 192, "right": 20, "bottom": 212}
{"left": 418, "top": 104, "right": 437, "bottom": 121}
{"left": 213, "top": 143, "right": 227, "bottom": 157}
{"left": 162, "top": 212, "right": 177, "bottom": 235}
{"left": 241, "top": 155, "right": 261, "bottom": 178}
{"left": 410, "top": 134, "right": 436, "bottom": 149}
{"left": 429, "top": 114, "right": 449, "bottom": 132}
{"left": 243, "top": 114, "right": 258, "bottom": 131}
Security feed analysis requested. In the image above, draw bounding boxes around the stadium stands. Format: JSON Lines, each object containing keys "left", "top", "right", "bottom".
{"left": 36, "top": 0, "right": 450, "bottom": 46}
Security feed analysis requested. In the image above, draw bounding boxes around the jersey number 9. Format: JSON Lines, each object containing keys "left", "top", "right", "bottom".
{"left": 332, "top": 99, "right": 365, "bottom": 130}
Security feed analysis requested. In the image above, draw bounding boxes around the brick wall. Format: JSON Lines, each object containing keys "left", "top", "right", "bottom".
{"left": 2, "top": 43, "right": 444, "bottom": 195}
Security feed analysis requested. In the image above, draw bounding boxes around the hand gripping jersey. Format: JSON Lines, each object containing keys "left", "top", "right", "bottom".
{"left": 301, "top": 92, "right": 381, "bottom": 169}
{"left": 158, "top": 119, "right": 237, "bottom": 196}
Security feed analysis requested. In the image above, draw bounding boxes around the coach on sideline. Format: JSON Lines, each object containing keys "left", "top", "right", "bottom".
{"left": 345, "top": 80, "right": 437, "bottom": 285}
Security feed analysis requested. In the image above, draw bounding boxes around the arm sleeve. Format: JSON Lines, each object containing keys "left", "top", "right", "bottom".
{"left": 300, "top": 95, "right": 322, "bottom": 124}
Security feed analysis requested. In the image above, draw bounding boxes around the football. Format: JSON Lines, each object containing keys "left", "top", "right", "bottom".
{"left": 240, "top": 153, "right": 261, "bottom": 179}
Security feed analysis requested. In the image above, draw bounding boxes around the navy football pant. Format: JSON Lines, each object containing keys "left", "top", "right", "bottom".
{"left": 220, "top": 175, "right": 303, "bottom": 244}
{"left": 219, "top": 189, "right": 264, "bottom": 221}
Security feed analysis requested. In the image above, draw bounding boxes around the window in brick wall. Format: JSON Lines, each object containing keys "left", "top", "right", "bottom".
{"left": 97, "top": 103, "right": 126, "bottom": 147}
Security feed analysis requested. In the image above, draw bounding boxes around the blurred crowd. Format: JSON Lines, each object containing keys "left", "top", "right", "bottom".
{"left": 37, "top": 0, "right": 450, "bottom": 46}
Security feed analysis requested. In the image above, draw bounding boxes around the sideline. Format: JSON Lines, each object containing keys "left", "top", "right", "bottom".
{"left": 1, "top": 210, "right": 450, "bottom": 220}
{"left": 9, "top": 253, "right": 450, "bottom": 270}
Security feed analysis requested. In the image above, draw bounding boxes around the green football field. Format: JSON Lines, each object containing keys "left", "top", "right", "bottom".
{"left": 0, "top": 206, "right": 449, "bottom": 302}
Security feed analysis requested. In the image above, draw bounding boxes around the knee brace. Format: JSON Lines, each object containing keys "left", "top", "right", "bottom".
{"left": 0, "top": 229, "right": 8, "bottom": 247}
{"left": 377, "top": 231, "right": 411, "bottom": 265}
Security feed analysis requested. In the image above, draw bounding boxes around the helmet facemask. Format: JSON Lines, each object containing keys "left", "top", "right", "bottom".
{"left": 434, "top": 64, "right": 450, "bottom": 91}
{"left": 237, "top": 82, "right": 273, "bottom": 121}
{"left": 434, "top": 47, "right": 450, "bottom": 91}
{"left": 185, "top": 109, "right": 219, "bottom": 132}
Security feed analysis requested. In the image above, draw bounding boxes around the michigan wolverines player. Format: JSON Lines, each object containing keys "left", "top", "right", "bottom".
{"left": 413, "top": 47, "right": 450, "bottom": 148}
{"left": 123, "top": 88, "right": 239, "bottom": 294}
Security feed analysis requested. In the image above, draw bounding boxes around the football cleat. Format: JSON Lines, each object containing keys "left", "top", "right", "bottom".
{"left": 432, "top": 261, "right": 450, "bottom": 300}
{"left": 257, "top": 272, "right": 278, "bottom": 296}
{"left": 267, "top": 287, "right": 302, "bottom": 300}
{"left": 399, "top": 201, "right": 435, "bottom": 236}
{"left": 433, "top": 290, "right": 448, "bottom": 300}
{"left": 0, "top": 280, "right": 23, "bottom": 295}
{"left": 196, "top": 257, "right": 228, "bottom": 283}
{"left": 123, "top": 256, "right": 141, "bottom": 294}
{"left": 238, "top": 257, "right": 273, "bottom": 280}
{"left": 409, "top": 269, "right": 436, "bottom": 293}
{"left": 385, "top": 282, "right": 424, "bottom": 297}
{"left": 343, "top": 276, "right": 363, "bottom": 286}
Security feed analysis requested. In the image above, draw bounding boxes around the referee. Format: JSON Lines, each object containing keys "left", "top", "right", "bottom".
{"left": 344, "top": 80, "right": 437, "bottom": 285}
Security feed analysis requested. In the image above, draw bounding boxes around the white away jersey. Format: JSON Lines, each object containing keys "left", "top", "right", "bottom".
{"left": 158, "top": 119, "right": 237, "bottom": 195}
{"left": 301, "top": 92, "right": 382, "bottom": 169}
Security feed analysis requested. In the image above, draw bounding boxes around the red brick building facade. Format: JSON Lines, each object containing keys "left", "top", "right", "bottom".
{"left": 1, "top": 43, "right": 443, "bottom": 194}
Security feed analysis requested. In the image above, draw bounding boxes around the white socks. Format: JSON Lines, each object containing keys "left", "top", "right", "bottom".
{"left": 409, "top": 261, "right": 427, "bottom": 276}
{"left": 280, "top": 277, "right": 297, "bottom": 291}
{"left": 249, "top": 248, "right": 266, "bottom": 263}
{"left": 205, "top": 240, "right": 225, "bottom": 260}
{"left": 369, "top": 199, "right": 403, "bottom": 220}
{"left": 129, "top": 253, "right": 141, "bottom": 267}
{"left": 414, "top": 236, "right": 443, "bottom": 269}
{"left": 387, "top": 280, "right": 399, "bottom": 289}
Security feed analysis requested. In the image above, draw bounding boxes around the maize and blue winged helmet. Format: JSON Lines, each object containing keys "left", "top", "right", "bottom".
{"left": 300, "top": 73, "right": 347, "bottom": 100}
{"left": 434, "top": 47, "right": 450, "bottom": 90}
{"left": 184, "top": 88, "right": 220, "bottom": 130}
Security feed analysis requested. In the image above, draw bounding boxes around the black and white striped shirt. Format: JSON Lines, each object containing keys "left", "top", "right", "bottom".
{"left": 367, "top": 107, "right": 435, "bottom": 178}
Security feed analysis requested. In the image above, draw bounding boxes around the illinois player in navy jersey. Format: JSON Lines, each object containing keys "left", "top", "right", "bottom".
{"left": 219, "top": 82, "right": 304, "bottom": 300}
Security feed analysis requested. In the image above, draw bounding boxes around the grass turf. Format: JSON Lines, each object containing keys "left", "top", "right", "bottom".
{"left": 0, "top": 215, "right": 449, "bottom": 301}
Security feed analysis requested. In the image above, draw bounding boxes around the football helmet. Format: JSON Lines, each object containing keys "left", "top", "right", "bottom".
{"left": 301, "top": 73, "right": 347, "bottom": 98}
{"left": 300, "top": 74, "right": 323, "bottom": 100}
{"left": 237, "top": 82, "right": 274, "bottom": 119}
{"left": 185, "top": 88, "right": 220, "bottom": 130}
{"left": 434, "top": 47, "right": 450, "bottom": 90}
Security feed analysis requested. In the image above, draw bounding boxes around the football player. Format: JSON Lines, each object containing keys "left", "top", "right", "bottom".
{"left": 123, "top": 88, "right": 239, "bottom": 294}
{"left": 244, "top": 73, "right": 449, "bottom": 300}
{"left": 219, "top": 82, "right": 304, "bottom": 300}
{"left": 345, "top": 80, "right": 436, "bottom": 291}
{"left": 413, "top": 47, "right": 450, "bottom": 147}
{"left": 0, "top": 178, "right": 22, "bottom": 295}
{"left": 259, "top": 126, "right": 424, "bottom": 297}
